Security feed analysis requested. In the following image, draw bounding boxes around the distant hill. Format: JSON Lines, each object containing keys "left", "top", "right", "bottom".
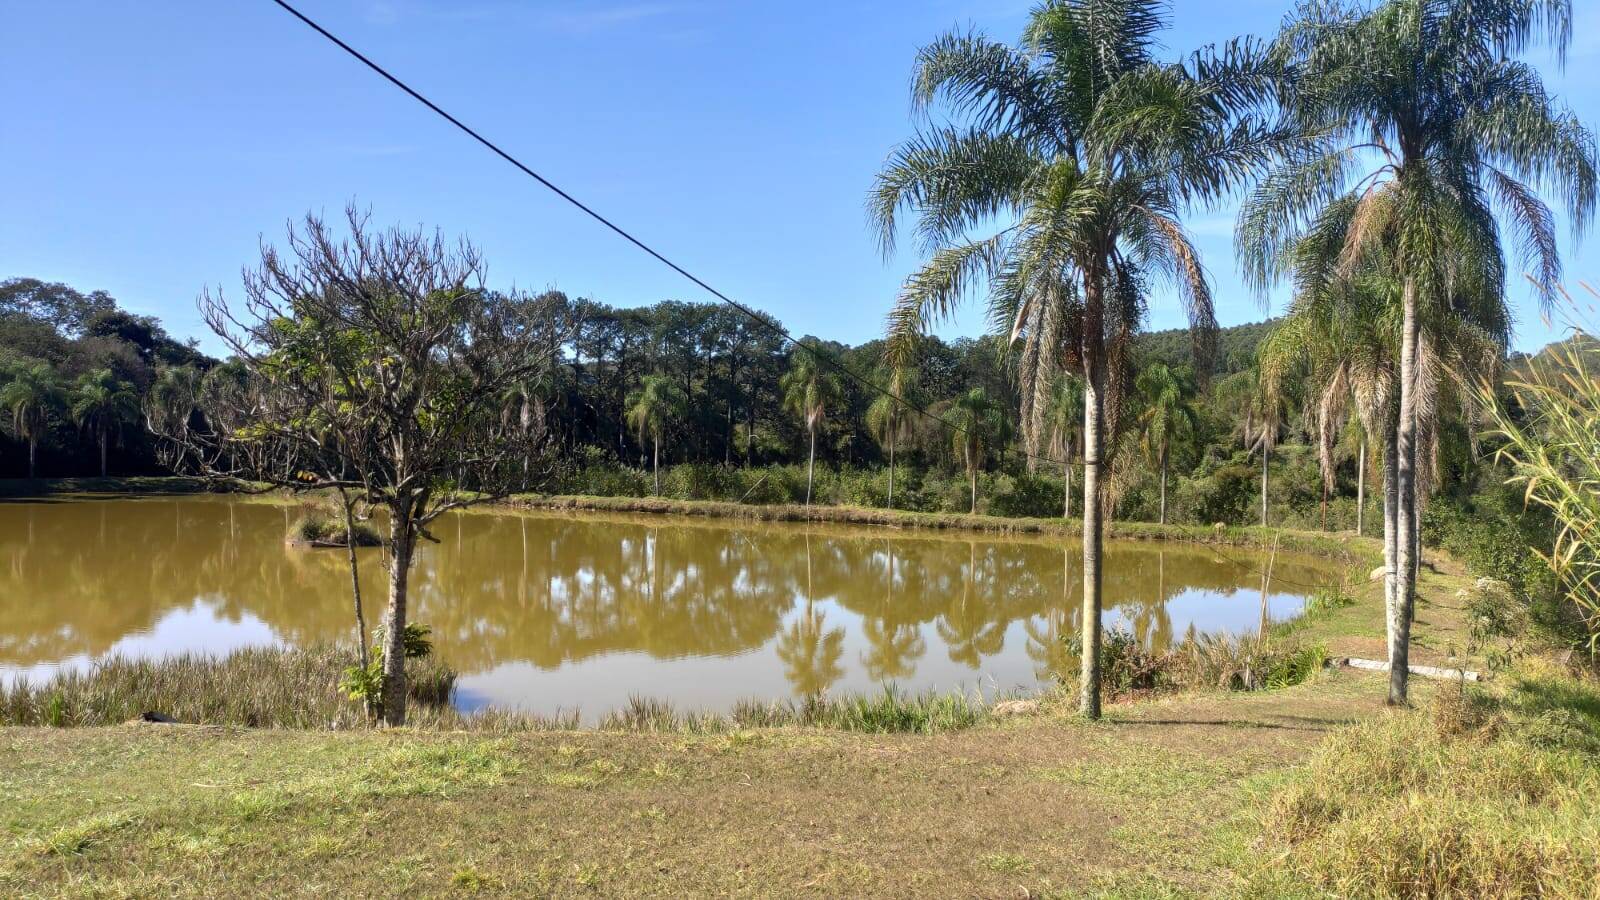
{"left": 1134, "top": 319, "right": 1280, "bottom": 377}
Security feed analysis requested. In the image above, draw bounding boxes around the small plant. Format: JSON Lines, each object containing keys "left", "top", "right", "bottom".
{"left": 1463, "top": 577, "right": 1529, "bottom": 671}
{"left": 343, "top": 623, "right": 441, "bottom": 715}
{"left": 1301, "top": 585, "right": 1356, "bottom": 617}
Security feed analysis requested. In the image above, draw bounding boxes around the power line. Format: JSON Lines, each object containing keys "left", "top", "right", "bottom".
{"left": 261, "top": 0, "right": 1355, "bottom": 599}
{"left": 264, "top": 0, "right": 1070, "bottom": 469}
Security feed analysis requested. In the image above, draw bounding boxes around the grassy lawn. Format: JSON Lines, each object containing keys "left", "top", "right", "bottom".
{"left": 1, "top": 675, "right": 1393, "bottom": 898}
{"left": 4, "top": 495, "right": 1589, "bottom": 897}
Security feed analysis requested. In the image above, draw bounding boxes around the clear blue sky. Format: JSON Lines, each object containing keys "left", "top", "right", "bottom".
{"left": 5, "top": 0, "right": 1599, "bottom": 356}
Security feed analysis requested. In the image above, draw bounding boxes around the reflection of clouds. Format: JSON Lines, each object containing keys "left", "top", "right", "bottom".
{"left": 0, "top": 498, "right": 1343, "bottom": 716}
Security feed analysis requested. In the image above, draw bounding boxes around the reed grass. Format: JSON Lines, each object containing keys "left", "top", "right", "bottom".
{"left": 0, "top": 646, "right": 454, "bottom": 728}
{"left": 1, "top": 647, "right": 996, "bottom": 734}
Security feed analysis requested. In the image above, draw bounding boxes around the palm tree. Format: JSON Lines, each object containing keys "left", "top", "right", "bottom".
{"left": 780, "top": 342, "right": 844, "bottom": 506}
{"left": 1240, "top": 0, "right": 1595, "bottom": 703}
{"left": 1041, "top": 374, "right": 1083, "bottom": 518}
{"left": 865, "top": 366, "right": 916, "bottom": 508}
{"left": 1244, "top": 367, "right": 1285, "bottom": 529}
{"left": 1133, "top": 364, "right": 1197, "bottom": 524}
{"left": 947, "top": 388, "right": 1010, "bottom": 514}
{"left": 69, "top": 369, "right": 138, "bottom": 478}
{"left": 624, "top": 375, "right": 687, "bottom": 495}
{"left": 871, "top": 0, "right": 1277, "bottom": 717}
{"left": 1, "top": 361, "right": 63, "bottom": 479}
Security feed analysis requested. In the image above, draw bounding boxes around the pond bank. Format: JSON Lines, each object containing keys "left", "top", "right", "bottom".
{"left": 0, "top": 476, "right": 1376, "bottom": 563}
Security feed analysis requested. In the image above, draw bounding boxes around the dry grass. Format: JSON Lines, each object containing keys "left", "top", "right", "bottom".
{"left": 1254, "top": 659, "right": 1600, "bottom": 898}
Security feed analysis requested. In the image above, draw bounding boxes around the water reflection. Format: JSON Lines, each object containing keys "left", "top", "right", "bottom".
{"left": 0, "top": 497, "right": 1337, "bottom": 717}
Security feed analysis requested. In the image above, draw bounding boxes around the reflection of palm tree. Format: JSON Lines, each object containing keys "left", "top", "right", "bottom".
{"left": 777, "top": 534, "right": 846, "bottom": 697}
{"left": 860, "top": 543, "right": 925, "bottom": 681}
{"left": 1024, "top": 547, "right": 1077, "bottom": 681}
{"left": 937, "top": 542, "right": 1005, "bottom": 668}
{"left": 861, "top": 619, "right": 923, "bottom": 682}
{"left": 777, "top": 606, "right": 845, "bottom": 698}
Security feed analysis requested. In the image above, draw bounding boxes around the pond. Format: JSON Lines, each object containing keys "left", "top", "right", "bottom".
{"left": 0, "top": 496, "right": 1341, "bottom": 718}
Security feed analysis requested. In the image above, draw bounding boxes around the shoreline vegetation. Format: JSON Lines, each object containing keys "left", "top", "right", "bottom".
{"left": 0, "top": 474, "right": 1376, "bottom": 560}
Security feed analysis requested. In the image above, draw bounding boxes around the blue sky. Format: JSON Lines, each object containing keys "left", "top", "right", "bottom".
{"left": 5, "top": 0, "right": 1599, "bottom": 355}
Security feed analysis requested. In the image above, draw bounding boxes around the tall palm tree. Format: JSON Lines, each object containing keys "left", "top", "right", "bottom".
{"left": 625, "top": 375, "right": 687, "bottom": 495}
{"left": 1241, "top": 0, "right": 1595, "bottom": 703}
{"left": 69, "top": 368, "right": 138, "bottom": 478}
{"left": 1, "top": 361, "right": 63, "bottom": 479}
{"left": 1133, "top": 363, "right": 1197, "bottom": 524}
{"left": 780, "top": 342, "right": 844, "bottom": 506}
{"left": 865, "top": 365, "right": 917, "bottom": 508}
{"left": 1041, "top": 373, "right": 1083, "bottom": 518}
{"left": 946, "top": 387, "right": 1011, "bottom": 514}
{"left": 870, "top": 0, "right": 1278, "bottom": 718}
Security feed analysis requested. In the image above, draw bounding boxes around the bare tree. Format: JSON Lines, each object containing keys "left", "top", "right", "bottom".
{"left": 160, "top": 207, "right": 571, "bottom": 724}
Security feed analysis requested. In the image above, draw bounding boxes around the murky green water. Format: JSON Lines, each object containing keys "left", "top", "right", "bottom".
{"left": 0, "top": 496, "right": 1339, "bottom": 716}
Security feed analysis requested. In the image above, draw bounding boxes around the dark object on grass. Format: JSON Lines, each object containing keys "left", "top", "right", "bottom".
{"left": 139, "top": 711, "right": 178, "bottom": 723}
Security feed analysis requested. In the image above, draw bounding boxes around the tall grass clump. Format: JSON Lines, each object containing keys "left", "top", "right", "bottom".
{"left": 1485, "top": 323, "right": 1600, "bottom": 649}
{"left": 0, "top": 645, "right": 454, "bottom": 728}
{"left": 1255, "top": 663, "right": 1600, "bottom": 897}
{"left": 592, "top": 688, "right": 990, "bottom": 734}
{"left": 1062, "top": 628, "right": 1327, "bottom": 699}
{"left": 287, "top": 502, "right": 381, "bottom": 547}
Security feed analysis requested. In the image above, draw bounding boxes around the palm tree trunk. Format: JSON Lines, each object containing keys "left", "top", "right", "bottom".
{"left": 1062, "top": 456, "right": 1071, "bottom": 519}
{"left": 1158, "top": 446, "right": 1168, "bottom": 525}
{"left": 1391, "top": 281, "right": 1420, "bottom": 705}
{"left": 969, "top": 459, "right": 978, "bottom": 514}
{"left": 887, "top": 432, "right": 895, "bottom": 510}
{"left": 805, "top": 426, "right": 816, "bottom": 506}
{"left": 653, "top": 434, "right": 660, "bottom": 495}
{"left": 1260, "top": 444, "right": 1270, "bottom": 528}
{"left": 28, "top": 438, "right": 37, "bottom": 480}
{"left": 1383, "top": 427, "right": 1398, "bottom": 617}
{"left": 99, "top": 431, "right": 108, "bottom": 478}
{"left": 1079, "top": 335, "right": 1105, "bottom": 720}
{"left": 1356, "top": 438, "right": 1366, "bottom": 536}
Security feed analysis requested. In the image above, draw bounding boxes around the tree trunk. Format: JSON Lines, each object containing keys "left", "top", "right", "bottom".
{"left": 1356, "top": 438, "right": 1366, "bottom": 536}
{"left": 1063, "top": 457, "right": 1071, "bottom": 519}
{"left": 887, "top": 433, "right": 895, "bottom": 510}
{"left": 98, "top": 431, "right": 108, "bottom": 478}
{"left": 381, "top": 519, "right": 416, "bottom": 726}
{"left": 969, "top": 460, "right": 978, "bottom": 515}
{"left": 340, "top": 491, "right": 371, "bottom": 717}
{"left": 1158, "top": 446, "right": 1168, "bottom": 525}
{"left": 1391, "top": 281, "right": 1419, "bottom": 706}
{"left": 1260, "top": 443, "right": 1270, "bottom": 528}
{"left": 1383, "top": 427, "right": 1398, "bottom": 625}
{"left": 1079, "top": 332, "right": 1106, "bottom": 720}
{"left": 28, "top": 438, "right": 37, "bottom": 479}
{"left": 805, "top": 426, "right": 816, "bottom": 506}
{"left": 653, "top": 434, "right": 660, "bottom": 495}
